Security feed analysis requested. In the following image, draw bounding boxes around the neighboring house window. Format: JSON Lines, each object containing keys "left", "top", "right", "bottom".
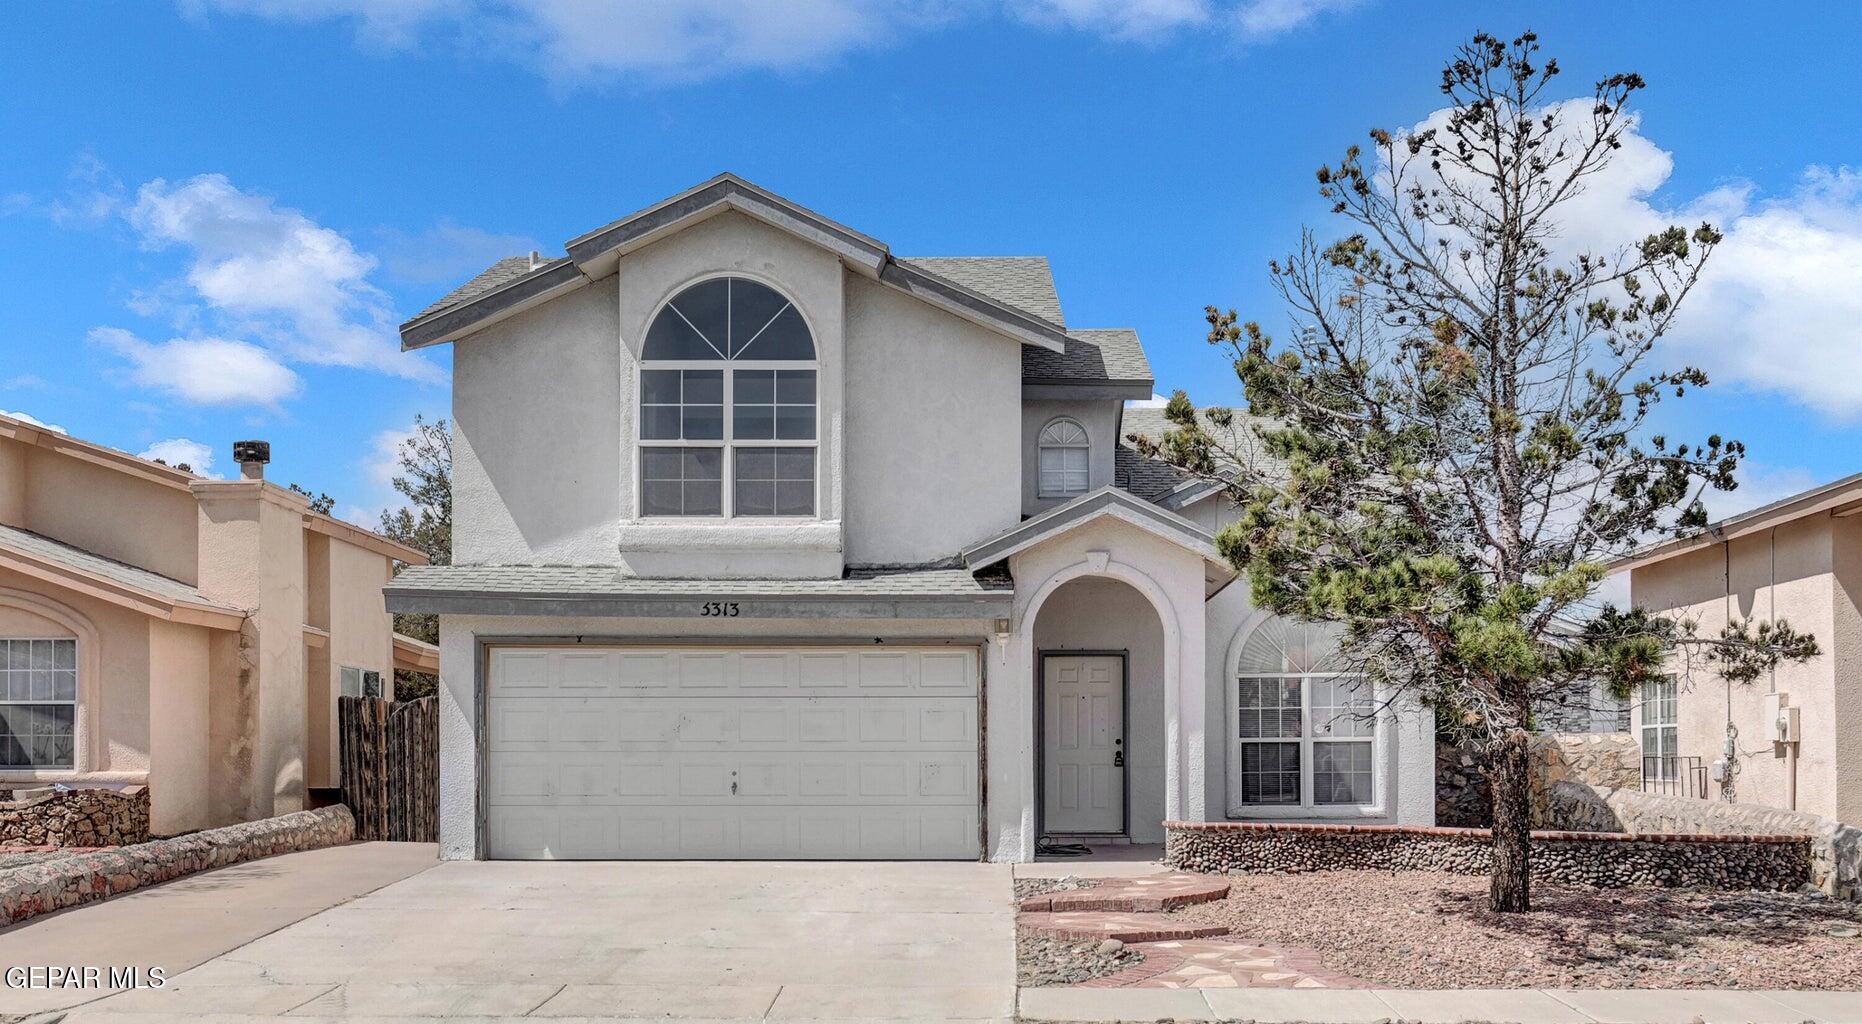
{"left": 341, "top": 667, "right": 382, "bottom": 700}
{"left": 0, "top": 638, "right": 76, "bottom": 769}
{"left": 1639, "top": 676, "right": 1678, "bottom": 781}
{"left": 1229, "top": 619, "right": 1377, "bottom": 809}
{"left": 1037, "top": 418, "right": 1091, "bottom": 497}
{"left": 638, "top": 276, "right": 817, "bottom": 518}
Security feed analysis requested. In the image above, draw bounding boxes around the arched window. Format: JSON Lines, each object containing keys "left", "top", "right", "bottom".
{"left": 637, "top": 277, "right": 817, "bottom": 518}
{"left": 1229, "top": 617, "right": 1378, "bottom": 811}
{"left": 1037, "top": 418, "right": 1090, "bottom": 497}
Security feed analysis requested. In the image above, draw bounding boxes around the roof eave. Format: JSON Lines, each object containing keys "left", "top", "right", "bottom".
{"left": 0, "top": 545, "right": 245, "bottom": 631}
{"left": 1607, "top": 472, "right": 1862, "bottom": 574}
{"left": 383, "top": 587, "right": 1011, "bottom": 620}
{"left": 400, "top": 259, "right": 588, "bottom": 350}
{"left": 960, "top": 487, "right": 1236, "bottom": 595}
{"left": 1022, "top": 379, "right": 1155, "bottom": 401}
{"left": 304, "top": 513, "right": 429, "bottom": 565}
{"left": 878, "top": 261, "right": 1068, "bottom": 352}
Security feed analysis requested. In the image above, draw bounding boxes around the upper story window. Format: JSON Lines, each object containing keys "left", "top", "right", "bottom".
{"left": 1037, "top": 418, "right": 1091, "bottom": 497}
{"left": 0, "top": 637, "right": 77, "bottom": 769}
{"left": 638, "top": 277, "right": 817, "bottom": 518}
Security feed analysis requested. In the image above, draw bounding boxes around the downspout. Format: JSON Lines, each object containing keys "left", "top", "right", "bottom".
{"left": 1718, "top": 529, "right": 1737, "bottom": 802}
{"left": 1772, "top": 526, "right": 1798, "bottom": 811}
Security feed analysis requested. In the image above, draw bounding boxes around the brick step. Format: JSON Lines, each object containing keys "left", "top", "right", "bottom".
{"left": 1017, "top": 873, "right": 1230, "bottom": 913}
{"left": 1017, "top": 910, "right": 1230, "bottom": 943}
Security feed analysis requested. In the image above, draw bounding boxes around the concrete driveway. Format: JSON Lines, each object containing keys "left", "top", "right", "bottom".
{"left": 30, "top": 857, "right": 1016, "bottom": 1023}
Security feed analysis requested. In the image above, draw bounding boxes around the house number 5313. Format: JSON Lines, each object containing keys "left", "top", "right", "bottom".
{"left": 700, "top": 601, "right": 740, "bottom": 617}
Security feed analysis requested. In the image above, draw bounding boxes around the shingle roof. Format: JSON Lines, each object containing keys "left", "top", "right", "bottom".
{"left": 0, "top": 523, "right": 239, "bottom": 612}
{"left": 1115, "top": 443, "right": 1193, "bottom": 502}
{"left": 1117, "top": 406, "right": 1284, "bottom": 507}
{"left": 411, "top": 255, "right": 555, "bottom": 321}
{"left": 899, "top": 257, "right": 1064, "bottom": 327}
{"left": 1025, "top": 328, "right": 1152, "bottom": 385}
{"left": 385, "top": 565, "right": 1009, "bottom": 598}
{"left": 383, "top": 564, "right": 1013, "bottom": 619}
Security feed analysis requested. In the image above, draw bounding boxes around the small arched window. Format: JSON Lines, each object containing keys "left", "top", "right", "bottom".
{"left": 1037, "top": 418, "right": 1090, "bottom": 497}
{"left": 638, "top": 277, "right": 817, "bottom": 518}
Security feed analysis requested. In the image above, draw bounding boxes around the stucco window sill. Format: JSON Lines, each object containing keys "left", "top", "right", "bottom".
{"left": 1226, "top": 805, "right": 1390, "bottom": 821}
{"left": 617, "top": 520, "right": 843, "bottom": 553}
{"left": 0, "top": 770, "right": 148, "bottom": 786}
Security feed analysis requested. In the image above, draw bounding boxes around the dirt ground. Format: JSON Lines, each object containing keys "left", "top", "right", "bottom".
{"left": 1170, "top": 870, "right": 1862, "bottom": 989}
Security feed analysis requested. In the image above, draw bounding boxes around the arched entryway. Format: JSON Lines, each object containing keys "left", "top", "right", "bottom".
{"left": 1027, "top": 574, "right": 1170, "bottom": 844}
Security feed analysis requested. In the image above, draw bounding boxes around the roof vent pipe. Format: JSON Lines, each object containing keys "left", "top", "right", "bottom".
{"left": 232, "top": 440, "right": 270, "bottom": 481}
{"left": 528, "top": 250, "right": 541, "bottom": 269}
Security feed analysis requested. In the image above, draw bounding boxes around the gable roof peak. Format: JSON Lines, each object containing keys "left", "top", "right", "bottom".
{"left": 404, "top": 173, "right": 1074, "bottom": 354}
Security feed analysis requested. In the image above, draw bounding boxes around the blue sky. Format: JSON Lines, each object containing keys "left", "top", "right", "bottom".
{"left": 2, "top": 1, "right": 1858, "bottom": 526}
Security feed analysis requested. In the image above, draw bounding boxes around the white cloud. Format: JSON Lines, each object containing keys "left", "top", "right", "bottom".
{"left": 1400, "top": 99, "right": 1862, "bottom": 419}
{"left": 91, "top": 327, "right": 301, "bottom": 407}
{"left": 189, "top": 0, "right": 1362, "bottom": 84}
{"left": 126, "top": 174, "right": 442, "bottom": 383}
{"left": 0, "top": 410, "right": 65, "bottom": 433}
{"left": 378, "top": 221, "right": 539, "bottom": 284}
{"left": 340, "top": 420, "right": 423, "bottom": 528}
{"left": 1012, "top": 0, "right": 1212, "bottom": 41}
{"left": 2, "top": 374, "right": 50, "bottom": 391}
{"left": 137, "top": 438, "right": 222, "bottom": 477}
{"left": 1230, "top": 0, "right": 1360, "bottom": 39}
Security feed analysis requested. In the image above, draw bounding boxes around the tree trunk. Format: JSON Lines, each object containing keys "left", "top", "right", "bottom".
{"left": 1487, "top": 727, "right": 1532, "bottom": 912}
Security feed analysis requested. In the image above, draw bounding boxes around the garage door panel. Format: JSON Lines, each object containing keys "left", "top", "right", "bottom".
{"left": 487, "top": 697, "right": 976, "bottom": 751}
{"left": 486, "top": 645, "right": 980, "bottom": 860}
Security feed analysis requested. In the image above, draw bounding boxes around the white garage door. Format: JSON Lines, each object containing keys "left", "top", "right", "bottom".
{"left": 485, "top": 645, "right": 981, "bottom": 860}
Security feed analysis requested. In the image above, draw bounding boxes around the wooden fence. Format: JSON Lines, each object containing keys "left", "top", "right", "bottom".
{"left": 338, "top": 695, "right": 438, "bottom": 842}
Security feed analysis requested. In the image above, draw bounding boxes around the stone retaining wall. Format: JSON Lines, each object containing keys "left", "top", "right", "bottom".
{"left": 1436, "top": 732, "right": 1641, "bottom": 828}
{"left": 1164, "top": 820, "right": 1810, "bottom": 892}
{"left": 0, "top": 786, "right": 151, "bottom": 847}
{"left": 0, "top": 805, "right": 355, "bottom": 926}
{"left": 1537, "top": 783, "right": 1862, "bottom": 900}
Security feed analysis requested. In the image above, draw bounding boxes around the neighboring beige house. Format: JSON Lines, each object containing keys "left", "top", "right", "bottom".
{"left": 0, "top": 413, "right": 437, "bottom": 836}
{"left": 387, "top": 173, "right": 1435, "bottom": 863}
{"left": 1614, "top": 472, "right": 1862, "bottom": 823}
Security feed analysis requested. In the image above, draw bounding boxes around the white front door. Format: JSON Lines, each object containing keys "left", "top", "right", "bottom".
{"left": 1042, "top": 654, "right": 1124, "bottom": 834}
{"left": 484, "top": 645, "right": 981, "bottom": 860}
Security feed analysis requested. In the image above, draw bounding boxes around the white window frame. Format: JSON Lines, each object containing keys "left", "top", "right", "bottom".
{"left": 1638, "top": 676, "right": 1678, "bottom": 781}
{"left": 634, "top": 275, "right": 821, "bottom": 521}
{"left": 1226, "top": 671, "right": 1384, "bottom": 816}
{"left": 340, "top": 666, "right": 383, "bottom": 701}
{"left": 0, "top": 636, "right": 79, "bottom": 771}
{"left": 1037, "top": 417, "right": 1091, "bottom": 497}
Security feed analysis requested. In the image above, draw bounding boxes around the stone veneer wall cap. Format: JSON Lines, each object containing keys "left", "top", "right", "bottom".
{"left": 1163, "top": 820, "right": 1814, "bottom": 843}
{"left": 0, "top": 805, "right": 355, "bottom": 926}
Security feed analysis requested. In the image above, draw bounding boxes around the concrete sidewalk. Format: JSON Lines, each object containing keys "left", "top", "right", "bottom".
{"left": 0, "top": 841, "right": 438, "bottom": 1017}
{"left": 1019, "top": 984, "right": 1862, "bottom": 1023}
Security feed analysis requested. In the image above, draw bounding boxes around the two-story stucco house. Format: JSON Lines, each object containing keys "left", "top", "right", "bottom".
{"left": 0, "top": 415, "right": 437, "bottom": 836}
{"left": 386, "top": 174, "right": 1434, "bottom": 862}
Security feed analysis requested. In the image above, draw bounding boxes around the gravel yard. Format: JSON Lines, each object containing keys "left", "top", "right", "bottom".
{"left": 1171, "top": 869, "right": 1862, "bottom": 990}
{"left": 1013, "top": 875, "right": 1099, "bottom": 902}
{"left": 1017, "top": 930, "right": 1143, "bottom": 987}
